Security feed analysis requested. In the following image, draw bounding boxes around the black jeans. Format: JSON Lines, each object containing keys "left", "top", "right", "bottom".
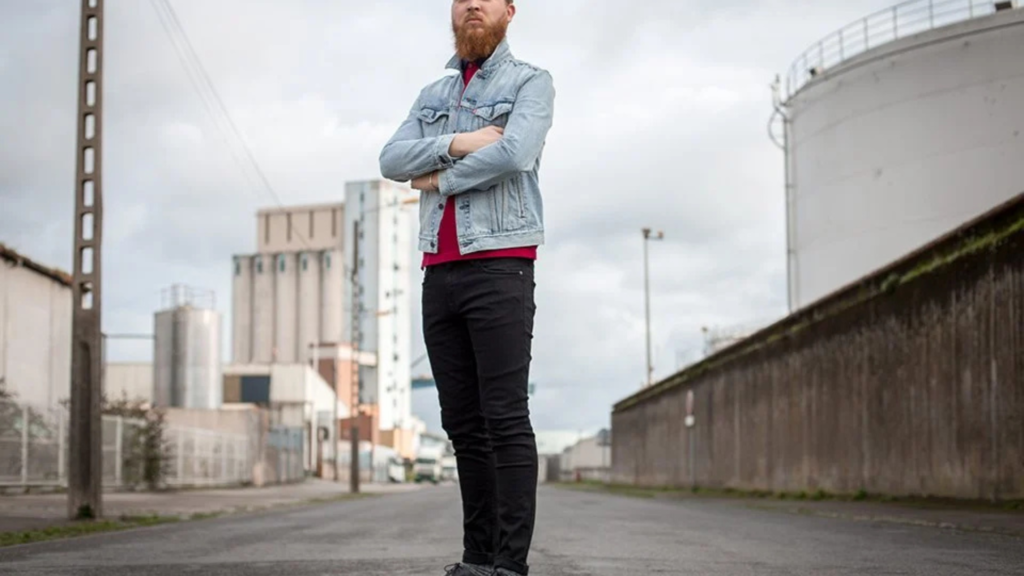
{"left": 423, "top": 258, "right": 538, "bottom": 576}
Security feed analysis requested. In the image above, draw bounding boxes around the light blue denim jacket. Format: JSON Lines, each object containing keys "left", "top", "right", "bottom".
{"left": 379, "top": 39, "right": 555, "bottom": 255}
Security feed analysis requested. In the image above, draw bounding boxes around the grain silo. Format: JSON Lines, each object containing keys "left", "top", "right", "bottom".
{"left": 153, "top": 285, "right": 222, "bottom": 409}
{"left": 775, "top": 1, "right": 1024, "bottom": 310}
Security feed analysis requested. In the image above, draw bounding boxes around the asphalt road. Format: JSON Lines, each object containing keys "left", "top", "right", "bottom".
{"left": 1, "top": 485, "right": 1021, "bottom": 575}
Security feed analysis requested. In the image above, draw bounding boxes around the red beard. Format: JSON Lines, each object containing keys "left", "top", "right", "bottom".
{"left": 452, "top": 16, "right": 508, "bottom": 62}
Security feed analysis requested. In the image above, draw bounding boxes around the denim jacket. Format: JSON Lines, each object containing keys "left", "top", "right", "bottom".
{"left": 379, "top": 39, "right": 555, "bottom": 255}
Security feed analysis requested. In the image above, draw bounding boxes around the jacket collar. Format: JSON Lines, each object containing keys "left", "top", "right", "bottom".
{"left": 445, "top": 38, "right": 513, "bottom": 78}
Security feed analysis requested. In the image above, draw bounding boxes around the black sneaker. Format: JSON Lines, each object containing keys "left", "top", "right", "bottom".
{"left": 444, "top": 564, "right": 493, "bottom": 576}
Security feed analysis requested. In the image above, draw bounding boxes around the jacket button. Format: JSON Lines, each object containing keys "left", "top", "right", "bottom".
{"left": 437, "top": 203, "right": 444, "bottom": 210}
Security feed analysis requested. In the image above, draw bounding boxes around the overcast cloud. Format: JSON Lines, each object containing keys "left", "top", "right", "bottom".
{"left": 0, "top": 0, "right": 895, "bottom": 434}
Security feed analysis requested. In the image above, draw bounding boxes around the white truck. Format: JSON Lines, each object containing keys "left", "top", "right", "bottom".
{"left": 414, "top": 446, "right": 444, "bottom": 484}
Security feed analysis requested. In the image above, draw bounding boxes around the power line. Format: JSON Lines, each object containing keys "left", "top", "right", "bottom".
{"left": 148, "top": 0, "right": 313, "bottom": 250}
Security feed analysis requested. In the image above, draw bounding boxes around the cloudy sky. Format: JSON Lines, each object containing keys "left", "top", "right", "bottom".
{"left": 0, "top": 0, "right": 895, "bottom": 434}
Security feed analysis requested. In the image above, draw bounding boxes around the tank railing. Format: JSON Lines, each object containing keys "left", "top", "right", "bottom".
{"left": 786, "top": 0, "right": 1014, "bottom": 98}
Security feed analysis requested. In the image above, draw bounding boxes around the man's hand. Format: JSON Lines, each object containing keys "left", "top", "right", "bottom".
{"left": 412, "top": 171, "right": 440, "bottom": 192}
{"left": 449, "top": 126, "right": 504, "bottom": 158}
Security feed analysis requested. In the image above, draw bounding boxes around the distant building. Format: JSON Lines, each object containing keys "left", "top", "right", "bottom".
{"left": 232, "top": 202, "right": 347, "bottom": 366}
{"left": 103, "top": 362, "right": 154, "bottom": 404}
{"left": 0, "top": 244, "right": 71, "bottom": 410}
{"left": 230, "top": 182, "right": 416, "bottom": 457}
{"left": 222, "top": 363, "right": 345, "bottom": 474}
{"left": 344, "top": 180, "right": 415, "bottom": 432}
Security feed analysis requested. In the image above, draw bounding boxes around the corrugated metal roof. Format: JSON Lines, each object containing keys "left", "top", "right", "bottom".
{"left": 0, "top": 243, "right": 72, "bottom": 287}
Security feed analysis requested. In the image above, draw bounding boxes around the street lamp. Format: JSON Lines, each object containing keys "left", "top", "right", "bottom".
{"left": 642, "top": 228, "right": 664, "bottom": 388}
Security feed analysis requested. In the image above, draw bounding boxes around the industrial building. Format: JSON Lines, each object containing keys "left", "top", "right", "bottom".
{"left": 222, "top": 363, "right": 344, "bottom": 474}
{"left": 0, "top": 244, "right": 72, "bottom": 410}
{"left": 231, "top": 180, "right": 417, "bottom": 458}
{"left": 776, "top": 1, "right": 1024, "bottom": 310}
{"left": 232, "top": 202, "right": 346, "bottom": 366}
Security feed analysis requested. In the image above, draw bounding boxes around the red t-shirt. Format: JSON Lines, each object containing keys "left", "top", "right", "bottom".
{"left": 422, "top": 61, "right": 538, "bottom": 268}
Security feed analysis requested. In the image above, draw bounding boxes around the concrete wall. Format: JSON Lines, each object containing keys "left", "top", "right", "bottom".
{"left": 787, "top": 8, "right": 1024, "bottom": 309}
{"left": 104, "top": 362, "right": 153, "bottom": 404}
{"left": 613, "top": 194, "right": 1024, "bottom": 500}
{"left": 0, "top": 247, "right": 72, "bottom": 410}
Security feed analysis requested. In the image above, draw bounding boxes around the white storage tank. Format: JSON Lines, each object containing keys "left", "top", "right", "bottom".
{"left": 320, "top": 249, "right": 344, "bottom": 346}
{"left": 297, "top": 251, "right": 322, "bottom": 363}
{"left": 274, "top": 253, "right": 298, "bottom": 363}
{"left": 231, "top": 256, "right": 252, "bottom": 364}
{"left": 779, "top": 1, "right": 1024, "bottom": 310}
{"left": 251, "top": 255, "right": 274, "bottom": 363}
{"left": 153, "top": 286, "right": 222, "bottom": 409}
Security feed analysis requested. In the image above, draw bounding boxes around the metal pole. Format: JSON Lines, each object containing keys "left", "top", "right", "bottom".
{"left": 350, "top": 220, "right": 361, "bottom": 494}
{"left": 642, "top": 229, "right": 652, "bottom": 387}
{"left": 114, "top": 416, "right": 122, "bottom": 487}
{"left": 641, "top": 228, "right": 663, "bottom": 387}
{"left": 21, "top": 405, "right": 29, "bottom": 487}
{"left": 69, "top": 0, "right": 104, "bottom": 521}
{"left": 689, "top": 430, "right": 695, "bottom": 487}
{"left": 58, "top": 410, "right": 66, "bottom": 486}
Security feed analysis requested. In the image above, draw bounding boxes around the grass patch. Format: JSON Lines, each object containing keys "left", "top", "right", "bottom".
{"left": 0, "top": 515, "right": 179, "bottom": 548}
{"left": 554, "top": 482, "right": 1024, "bottom": 512}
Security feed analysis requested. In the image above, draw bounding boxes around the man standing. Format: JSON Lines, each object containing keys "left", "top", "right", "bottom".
{"left": 379, "top": 1, "right": 554, "bottom": 575}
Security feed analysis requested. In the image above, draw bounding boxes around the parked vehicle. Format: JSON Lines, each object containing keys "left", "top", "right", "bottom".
{"left": 414, "top": 456, "right": 442, "bottom": 484}
{"left": 441, "top": 456, "right": 458, "bottom": 483}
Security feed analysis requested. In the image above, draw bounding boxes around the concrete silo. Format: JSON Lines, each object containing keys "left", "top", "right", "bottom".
{"left": 153, "top": 285, "right": 222, "bottom": 409}
{"left": 776, "top": 1, "right": 1024, "bottom": 310}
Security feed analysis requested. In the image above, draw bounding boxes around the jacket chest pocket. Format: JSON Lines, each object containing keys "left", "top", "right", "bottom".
{"left": 469, "top": 101, "right": 513, "bottom": 131}
{"left": 418, "top": 107, "right": 451, "bottom": 137}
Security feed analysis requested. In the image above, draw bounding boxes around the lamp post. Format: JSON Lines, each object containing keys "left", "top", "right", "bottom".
{"left": 642, "top": 228, "right": 664, "bottom": 387}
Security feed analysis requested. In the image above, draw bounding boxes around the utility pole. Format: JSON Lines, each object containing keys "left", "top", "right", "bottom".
{"left": 349, "top": 220, "right": 361, "bottom": 494}
{"left": 69, "top": 0, "right": 104, "bottom": 521}
{"left": 642, "top": 228, "right": 664, "bottom": 388}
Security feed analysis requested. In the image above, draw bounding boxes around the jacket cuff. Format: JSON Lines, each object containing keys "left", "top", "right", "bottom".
{"left": 440, "top": 168, "right": 458, "bottom": 197}
{"left": 435, "top": 134, "right": 457, "bottom": 169}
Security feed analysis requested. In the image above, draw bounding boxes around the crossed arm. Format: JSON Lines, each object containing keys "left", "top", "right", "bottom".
{"left": 378, "top": 71, "right": 554, "bottom": 197}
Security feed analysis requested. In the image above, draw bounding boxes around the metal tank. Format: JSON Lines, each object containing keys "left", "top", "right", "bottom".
{"left": 153, "top": 285, "right": 222, "bottom": 409}
{"left": 273, "top": 253, "right": 298, "bottom": 363}
{"left": 775, "top": 1, "right": 1024, "bottom": 310}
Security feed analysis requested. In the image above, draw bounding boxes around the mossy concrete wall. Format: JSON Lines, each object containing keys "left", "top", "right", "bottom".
{"left": 612, "top": 193, "right": 1024, "bottom": 500}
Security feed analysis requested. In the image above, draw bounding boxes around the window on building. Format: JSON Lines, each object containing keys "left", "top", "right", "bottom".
{"left": 279, "top": 255, "right": 286, "bottom": 273}
{"left": 256, "top": 259, "right": 263, "bottom": 274}
{"left": 234, "top": 260, "right": 241, "bottom": 276}
{"left": 309, "top": 212, "right": 315, "bottom": 239}
{"left": 332, "top": 209, "right": 338, "bottom": 237}
{"left": 287, "top": 213, "right": 293, "bottom": 242}
{"left": 325, "top": 253, "right": 331, "bottom": 269}
{"left": 301, "top": 255, "right": 308, "bottom": 271}
{"left": 264, "top": 214, "right": 270, "bottom": 244}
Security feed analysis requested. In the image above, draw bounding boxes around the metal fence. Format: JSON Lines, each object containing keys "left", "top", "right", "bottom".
{"left": 787, "top": 0, "right": 1014, "bottom": 98}
{"left": 0, "top": 400, "right": 304, "bottom": 490}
